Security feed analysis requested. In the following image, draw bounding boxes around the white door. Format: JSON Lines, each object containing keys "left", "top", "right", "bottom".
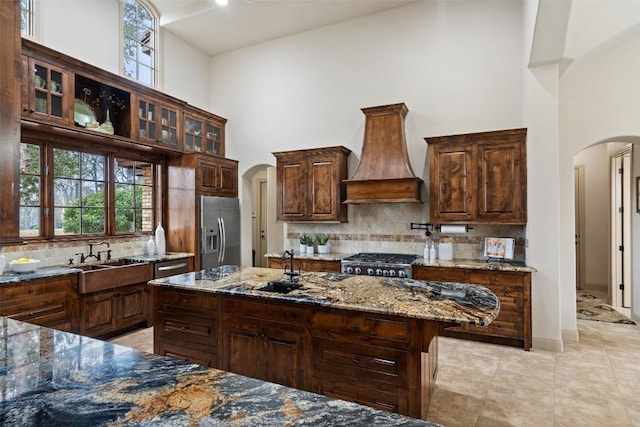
{"left": 611, "top": 150, "right": 632, "bottom": 308}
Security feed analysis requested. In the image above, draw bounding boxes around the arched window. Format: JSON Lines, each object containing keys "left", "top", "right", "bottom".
{"left": 20, "top": 0, "right": 35, "bottom": 37}
{"left": 122, "top": 0, "right": 157, "bottom": 86}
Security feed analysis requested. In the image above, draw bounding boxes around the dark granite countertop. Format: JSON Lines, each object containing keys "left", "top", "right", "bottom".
{"left": 0, "top": 265, "right": 82, "bottom": 285}
{"left": 0, "top": 317, "right": 441, "bottom": 426}
{"left": 149, "top": 266, "right": 500, "bottom": 326}
{"left": 119, "top": 251, "right": 194, "bottom": 263}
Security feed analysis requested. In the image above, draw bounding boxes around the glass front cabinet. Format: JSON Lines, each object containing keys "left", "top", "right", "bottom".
{"left": 134, "top": 94, "right": 182, "bottom": 151}
{"left": 184, "top": 108, "right": 225, "bottom": 156}
{"left": 22, "top": 56, "right": 70, "bottom": 125}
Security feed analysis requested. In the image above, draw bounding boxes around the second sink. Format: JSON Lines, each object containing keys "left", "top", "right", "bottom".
{"left": 78, "top": 261, "right": 151, "bottom": 294}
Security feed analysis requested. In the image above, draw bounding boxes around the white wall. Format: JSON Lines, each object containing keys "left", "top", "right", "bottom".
{"left": 560, "top": 27, "right": 640, "bottom": 324}
{"left": 209, "top": 1, "right": 524, "bottom": 176}
{"left": 36, "top": 0, "right": 211, "bottom": 108}
{"left": 574, "top": 144, "right": 609, "bottom": 290}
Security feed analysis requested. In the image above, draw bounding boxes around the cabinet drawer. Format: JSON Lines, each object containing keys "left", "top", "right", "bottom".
{"left": 311, "top": 311, "right": 411, "bottom": 343}
{"left": 5, "top": 295, "right": 70, "bottom": 325}
{"left": 312, "top": 338, "right": 408, "bottom": 386}
{"left": 468, "top": 319, "right": 523, "bottom": 339}
{"left": 311, "top": 377, "right": 409, "bottom": 415}
{"left": 157, "top": 289, "right": 218, "bottom": 312}
{"left": 302, "top": 260, "right": 341, "bottom": 273}
{"left": 223, "top": 298, "right": 304, "bottom": 325}
{"left": 413, "top": 267, "right": 469, "bottom": 282}
{"left": 156, "top": 341, "right": 218, "bottom": 368}
{"left": 157, "top": 312, "right": 217, "bottom": 344}
{"left": 469, "top": 271, "right": 525, "bottom": 287}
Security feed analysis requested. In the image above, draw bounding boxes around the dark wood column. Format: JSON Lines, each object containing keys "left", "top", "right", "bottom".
{"left": 0, "top": 0, "right": 21, "bottom": 242}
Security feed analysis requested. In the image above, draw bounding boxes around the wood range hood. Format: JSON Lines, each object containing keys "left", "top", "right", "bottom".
{"left": 343, "top": 103, "right": 423, "bottom": 204}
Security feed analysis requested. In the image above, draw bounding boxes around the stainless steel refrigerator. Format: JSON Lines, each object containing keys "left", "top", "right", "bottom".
{"left": 200, "top": 196, "right": 241, "bottom": 269}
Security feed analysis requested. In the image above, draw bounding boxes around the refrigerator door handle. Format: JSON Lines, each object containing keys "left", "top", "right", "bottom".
{"left": 219, "top": 217, "right": 226, "bottom": 263}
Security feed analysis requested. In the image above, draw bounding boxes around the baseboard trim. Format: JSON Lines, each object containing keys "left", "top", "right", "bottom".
{"left": 532, "top": 336, "right": 563, "bottom": 352}
{"left": 562, "top": 328, "right": 579, "bottom": 343}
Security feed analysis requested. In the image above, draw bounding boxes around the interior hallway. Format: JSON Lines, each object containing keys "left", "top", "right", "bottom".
{"left": 110, "top": 320, "right": 640, "bottom": 426}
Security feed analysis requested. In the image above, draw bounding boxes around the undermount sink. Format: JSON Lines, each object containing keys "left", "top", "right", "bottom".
{"left": 78, "top": 260, "right": 151, "bottom": 294}
{"left": 258, "top": 280, "right": 301, "bottom": 294}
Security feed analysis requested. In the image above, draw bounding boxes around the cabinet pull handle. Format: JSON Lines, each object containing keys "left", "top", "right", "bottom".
{"left": 159, "top": 263, "right": 189, "bottom": 271}
{"left": 28, "top": 288, "right": 34, "bottom": 293}
{"left": 352, "top": 323, "right": 360, "bottom": 330}
{"left": 29, "top": 312, "right": 35, "bottom": 317}
{"left": 352, "top": 358, "right": 360, "bottom": 364}
{"left": 181, "top": 326, "right": 188, "bottom": 331}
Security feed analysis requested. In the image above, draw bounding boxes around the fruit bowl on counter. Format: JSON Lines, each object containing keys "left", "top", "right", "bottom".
{"left": 10, "top": 258, "right": 41, "bottom": 273}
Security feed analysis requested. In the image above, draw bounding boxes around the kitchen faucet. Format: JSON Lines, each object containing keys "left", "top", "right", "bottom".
{"left": 81, "top": 241, "right": 111, "bottom": 262}
{"left": 282, "top": 250, "right": 300, "bottom": 282}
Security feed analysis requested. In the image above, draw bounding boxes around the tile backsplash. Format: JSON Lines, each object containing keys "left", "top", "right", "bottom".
{"left": 1, "top": 236, "right": 151, "bottom": 267}
{"left": 286, "top": 204, "right": 526, "bottom": 261}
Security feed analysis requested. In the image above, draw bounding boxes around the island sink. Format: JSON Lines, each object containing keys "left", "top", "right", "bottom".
{"left": 78, "top": 260, "right": 151, "bottom": 294}
{"left": 259, "top": 280, "right": 301, "bottom": 294}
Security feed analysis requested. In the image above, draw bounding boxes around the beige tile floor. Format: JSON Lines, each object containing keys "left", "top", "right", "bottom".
{"left": 109, "top": 319, "right": 640, "bottom": 427}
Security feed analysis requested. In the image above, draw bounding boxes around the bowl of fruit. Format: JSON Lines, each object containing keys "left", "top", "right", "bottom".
{"left": 10, "top": 258, "right": 41, "bottom": 273}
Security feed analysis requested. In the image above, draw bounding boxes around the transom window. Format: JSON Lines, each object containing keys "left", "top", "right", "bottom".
{"left": 19, "top": 142, "right": 159, "bottom": 239}
{"left": 123, "top": 0, "right": 157, "bottom": 86}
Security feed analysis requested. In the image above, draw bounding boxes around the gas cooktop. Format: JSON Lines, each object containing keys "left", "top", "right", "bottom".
{"left": 341, "top": 252, "right": 420, "bottom": 278}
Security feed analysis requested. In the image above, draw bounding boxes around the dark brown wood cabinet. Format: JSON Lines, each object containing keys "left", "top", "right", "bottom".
{"left": 154, "top": 287, "right": 218, "bottom": 367}
{"left": 273, "top": 146, "right": 350, "bottom": 222}
{"left": 426, "top": 128, "right": 527, "bottom": 224}
{"left": 79, "top": 283, "right": 149, "bottom": 338}
{"left": 183, "top": 106, "right": 226, "bottom": 157}
{"left": 167, "top": 153, "right": 239, "bottom": 270}
{"left": 21, "top": 55, "right": 71, "bottom": 125}
{"left": 413, "top": 265, "right": 531, "bottom": 350}
{"left": 0, "top": 273, "right": 79, "bottom": 332}
{"left": 267, "top": 257, "right": 341, "bottom": 273}
{"left": 133, "top": 94, "right": 182, "bottom": 150}
{"left": 221, "top": 297, "right": 306, "bottom": 389}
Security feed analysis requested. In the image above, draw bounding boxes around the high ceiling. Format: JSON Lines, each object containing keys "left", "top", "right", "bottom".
{"left": 150, "top": 0, "right": 417, "bottom": 56}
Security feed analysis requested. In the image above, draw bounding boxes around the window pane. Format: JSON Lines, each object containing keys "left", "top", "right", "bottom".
{"left": 20, "top": 175, "right": 40, "bottom": 205}
{"left": 54, "top": 149, "right": 80, "bottom": 178}
{"left": 81, "top": 153, "right": 105, "bottom": 180}
{"left": 138, "top": 45, "right": 153, "bottom": 67}
{"left": 135, "top": 162, "right": 152, "bottom": 185}
{"left": 114, "top": 158, "right": 135, "bottom": 183}
{"left": 82, "top": 182, "right": 105, "bottom": 206}
{"left": 82, "top": 208, "right": 105, "bottom": 234}
{"left": 54, "top": 178, "right": 80, "bottom": 205}
{"left": 115, "top": 208, "right": 136, "bottom": 233}
{"left": 138, "top": 65, "right": 152, "bottom": 86}
{"left": 123, "top": 58, "right": 136, "bottom": 79}
{"left": 20, "top": 207, "right": 40, "bottom": 237}
{"left": 55, "top": 207, "right": 79, "bottom": 235}
{"left": 115, "top": 184, "right": 134, "bottom": 208}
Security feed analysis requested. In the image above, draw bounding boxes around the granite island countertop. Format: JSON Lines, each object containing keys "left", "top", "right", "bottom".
{"left": 149, "top": 266, "right": 500, "bottom": 326}
{"left": 0, "top": 317, "right": 441, "bottom": 426}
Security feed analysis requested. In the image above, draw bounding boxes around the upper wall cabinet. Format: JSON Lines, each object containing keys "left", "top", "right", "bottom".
{"left": 183, "top": 106, "right": 226, "bottom": 157}
{"left": 20, "top": 39, "right": 225, "bottom": 157}
{"left": 273, "top": 146, "right": 351, "bottom": 223}
{"left": 21, "top": 56, "right": 71, "bottom": 125}
{"left": 426, "top": 128, "right": 527, "bottom": 225}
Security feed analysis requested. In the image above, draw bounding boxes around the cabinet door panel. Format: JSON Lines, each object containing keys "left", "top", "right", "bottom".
{"left": 477, "top": 142, "right": 524, "bottom": 221}
{"left": 430, "top": 145, "right": 474, "bottom": 221}
{"left": 118, "top": 286, "right": 146, "bottom": 327}
{"left": 262, "top": 326, "right": 305, "bottom": 389}
{"left": 280, "top": 162, "right": 306, "bottom": 219}
{"left": 218, "top": 163, "right": 238, "bottom": 194}
{"left": 200, "top": 162, "right": 219, "bottom": 191}
{"left": 82, "top": 293, "right": 115, "bottom": 335}
{"left": 225, "top": 324, "right": 259, "bottom": 378}
{"left": 308, "top": 159, "right": 334, "bottom": 217}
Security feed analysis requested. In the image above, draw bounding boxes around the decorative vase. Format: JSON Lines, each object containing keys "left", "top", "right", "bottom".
{"left": 155, "top": 222, "right": 166, "bottom": 256}
{"left": 0, "top": 254, "right": 5, "bottom": 275}
{"left": 146, "top": 235, "right": 156, "bottom": 256}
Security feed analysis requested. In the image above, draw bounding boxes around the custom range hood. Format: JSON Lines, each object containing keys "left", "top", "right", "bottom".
{"left": 343, "top": 103, "right": 423, "bottom": 203}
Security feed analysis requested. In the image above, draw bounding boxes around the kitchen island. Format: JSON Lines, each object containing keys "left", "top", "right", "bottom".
{"left": 149, "top": 266, "right": 500, "bottom": 420}
{"left": 0, "top": 316, "right": 440, "bottom": 426}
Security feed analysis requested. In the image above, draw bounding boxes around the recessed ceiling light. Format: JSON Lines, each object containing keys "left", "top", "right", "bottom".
{"left": 215, "top": 0, "right": 228, "bottom": 6}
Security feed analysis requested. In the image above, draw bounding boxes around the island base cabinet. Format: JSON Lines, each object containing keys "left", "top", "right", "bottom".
{"left": 221, "top": 298, "right": 306, "bottom": 389}
{"left": 311, "top": 377, "right": 410, "bottom": 415}
{"left": 153, "top": 287, "right": 219, "bottom": 368}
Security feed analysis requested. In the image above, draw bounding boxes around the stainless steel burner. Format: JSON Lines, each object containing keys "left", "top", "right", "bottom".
{"left": 341, "top": 252, "right": 419, "bottom": 278}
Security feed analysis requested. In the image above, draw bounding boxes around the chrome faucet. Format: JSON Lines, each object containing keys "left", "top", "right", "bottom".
{"left": 282, "top": 250, "right": 300, "bottom": 282}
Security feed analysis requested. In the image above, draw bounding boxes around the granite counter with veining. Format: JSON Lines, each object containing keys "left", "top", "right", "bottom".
{"left": 0, "top": 317, "right": 441, "bottom": 426}
{"left": 149, "top": 266, "right": 500, "bottom": 326}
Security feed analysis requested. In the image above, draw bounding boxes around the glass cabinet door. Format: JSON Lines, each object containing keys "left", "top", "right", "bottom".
{"left": 160, "top": 107, "right": 179, "bottom": 148}
{"left": 137, "top": 99, "right": 157, "bottom": 141}
{"left": 185, "top": 116, "right": 203, "bottom": 152}
{"left": 29, "top": 59, "right": 69, "bottom": 124}
{"left": 205, "top": 123, "right": 222, "bottom": 156}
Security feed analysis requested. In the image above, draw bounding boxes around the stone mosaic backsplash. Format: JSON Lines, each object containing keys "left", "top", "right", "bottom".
{"left": 286, "top": 203, "right": 527, "bottom": 261}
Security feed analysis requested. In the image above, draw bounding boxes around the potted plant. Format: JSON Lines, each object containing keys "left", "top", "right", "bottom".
{"left": 305, "top": 235, "right": 315, "bottom": 254}
{"left": 315, "top": 234, "right": 330, "bottom": 254}
{"left": 299, "top": 235, "right": 310, "bottom": 253}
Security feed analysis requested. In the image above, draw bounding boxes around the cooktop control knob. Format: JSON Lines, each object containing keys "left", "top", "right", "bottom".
{"left": 375, "top": 268, "right": 383, "bottom": 276}
{"left": 367, "top": 268, "right": 375, "bottom": 275}
{"left": 346, "top": 266, "right": 353, "bottom": 274}
{"left": 389, "top": 270, "right": 396, "bottom": 277}
{"left": 354, "top": 267, "right": 362, "bottom": 274}
{"left": 398, "top": 270, "right": 407, "bottom": 278}
{"left": 382, "top": 270, "right": 389, "bottom": 276}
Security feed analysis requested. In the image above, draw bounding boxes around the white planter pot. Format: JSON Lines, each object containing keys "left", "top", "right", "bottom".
{"left": 317, "top": 244, "right": 329, "bottom": 254}
{"left": 299, "top": 244, "right": 307, "bottom": 253}
{"left": 306, "top": 246, "right": 314, "bottom": 255}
